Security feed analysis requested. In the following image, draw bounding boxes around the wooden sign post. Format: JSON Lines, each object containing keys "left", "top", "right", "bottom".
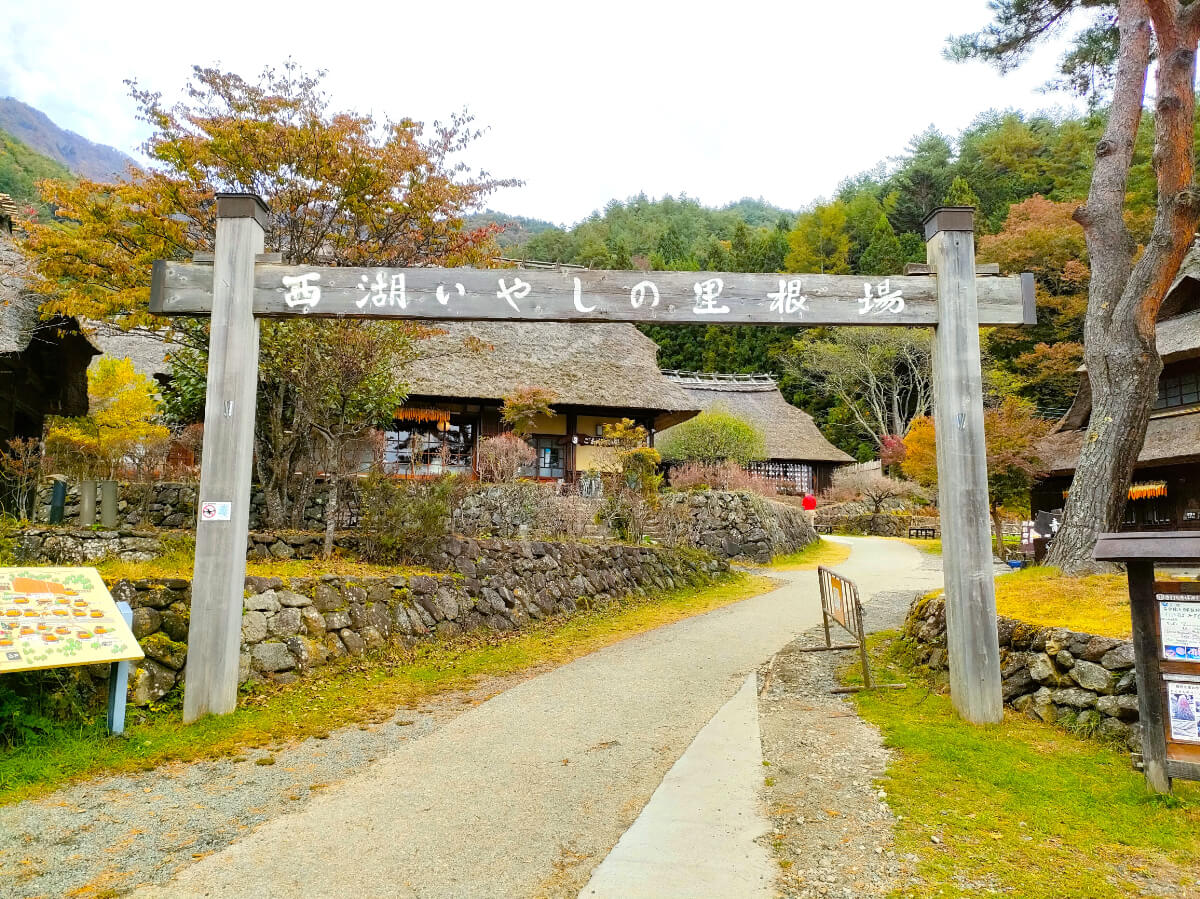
{"left": 152, "top": 197, "right": 1031, "bottom": 724}
{"left": 1095, "top": 531, "right": 1200, "bottom": 793}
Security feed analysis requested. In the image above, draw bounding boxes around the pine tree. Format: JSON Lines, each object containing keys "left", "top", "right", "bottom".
{"left": 857, "top": 213, "right": 905, "bottom": 276}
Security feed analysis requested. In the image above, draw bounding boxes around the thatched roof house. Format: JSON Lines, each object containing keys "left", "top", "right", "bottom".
{"left": 395, "top": 321, "right": 700, "bottom": 480}
{"left": 1034, "top": 248, "right": 1200, "bottom": 529}
{"left": 0, "top": 200, "right": 96, "bottom": 445}
{"left": 658, "top": 371, "right": 853, "bottom": 493}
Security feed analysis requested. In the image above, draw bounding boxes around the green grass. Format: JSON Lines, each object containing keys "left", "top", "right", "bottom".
{"left": 769, "top": 538, "right": 852, "bottom": 571}
{"left": 0, "top": 572, "right": 775, "bottom": 805}
{"left": 850, "top": 634, "right": 1200, "bottom": 898}
{"left": 92, "top": 536, "right": 436, "bottom": 583}
{"left": 900, "top": 537, "right": 942, "bottom": 556}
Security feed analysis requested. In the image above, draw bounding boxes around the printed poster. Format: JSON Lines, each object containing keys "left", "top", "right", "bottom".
{"left": 0, "top": 567, "right": 143, "bottom": 673}
{"left": 1158, "top": 597, "right": 1200, "bottom": 661}
{"left": 828, "top": 575, "right": 849, "bottom": 631}
{"left": 1167, "top": 679, "right": 1200, "bottom": 743}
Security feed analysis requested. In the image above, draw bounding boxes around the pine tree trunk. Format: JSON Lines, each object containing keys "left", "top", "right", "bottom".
{"left": 1047, "top": 1, "right": 1200, "bottom": 572}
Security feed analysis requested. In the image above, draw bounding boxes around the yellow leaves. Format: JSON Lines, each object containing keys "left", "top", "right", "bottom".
{"left": 44, "top": 357, "right": 167, "bottom": 479}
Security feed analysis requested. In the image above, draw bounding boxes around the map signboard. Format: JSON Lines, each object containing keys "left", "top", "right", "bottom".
{"left": 0, "top": 567, "right": 143, "bottom": 673}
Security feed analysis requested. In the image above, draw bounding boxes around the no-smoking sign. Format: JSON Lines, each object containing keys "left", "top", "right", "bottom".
{"left": 200, "top": 501, "right": 232, "bottom": 522}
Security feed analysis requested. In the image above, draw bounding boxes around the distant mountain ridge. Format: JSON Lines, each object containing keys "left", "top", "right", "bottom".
{"left": 0, "top": 98, "right": 136, "bottom": 181}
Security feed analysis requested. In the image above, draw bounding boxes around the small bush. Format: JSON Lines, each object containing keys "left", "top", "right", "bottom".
{"left": 0, "top": 668, "right": 95, "bottom": 749}
{"left": 358, "top": 472, "right": 463, "bottom": 563}
{"left": 476, "top": 433, "right": 536, "bottom": 482}
{"left": 669, "top": 461, "right": 776, "bottom": 496}
{"left": 657, "top": 409, "right": 767, "bottom": 465}
{"left": 532, "top": 493, "right": 593, "bottom": 540}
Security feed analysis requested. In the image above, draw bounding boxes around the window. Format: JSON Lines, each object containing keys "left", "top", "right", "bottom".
{"left": 383, "top": 415, "right": 475, "bottom": 475}
{"left": 1154, "top": 370, "right": 1200, "bottom": 410}
{"left": 519, "top": 435, "right": 565, "bottom": 479}
{"left": 744, "top": 461, "right": 813, "bottom": 494}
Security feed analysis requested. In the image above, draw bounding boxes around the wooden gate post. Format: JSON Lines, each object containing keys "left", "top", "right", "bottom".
{"left": 926, "top": 207, "right": 1003, "bottom": 724}
{"left": 182, "top": 194, "right": 266, "bottom": 722}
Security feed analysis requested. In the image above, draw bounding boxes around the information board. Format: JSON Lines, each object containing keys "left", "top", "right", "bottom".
{"left": 0, "top": 567, "right": 143, "bottom": 673}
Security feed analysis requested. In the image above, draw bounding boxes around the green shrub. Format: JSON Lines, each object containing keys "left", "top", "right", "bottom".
{"left": 657, "top": 409, "right": 767, "bottom": 465}
{"left": 357, "top": 472, "right": 463, "bottom": 564}
{"left": 0, "top": 668, "right": 96, "bottom": 748}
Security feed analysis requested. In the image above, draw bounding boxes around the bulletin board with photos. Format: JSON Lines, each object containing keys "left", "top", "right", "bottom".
{"left": 1154, "top": 581, "right": 1200, "bottom": 769}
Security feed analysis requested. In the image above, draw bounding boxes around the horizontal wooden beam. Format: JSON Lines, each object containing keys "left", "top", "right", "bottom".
{"left": 149, "top": 262, "right": 1035, "bottom": 327}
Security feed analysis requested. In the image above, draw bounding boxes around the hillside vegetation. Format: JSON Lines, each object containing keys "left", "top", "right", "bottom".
{"left": 0, "top": 128, "right": 73, "bottom": 217}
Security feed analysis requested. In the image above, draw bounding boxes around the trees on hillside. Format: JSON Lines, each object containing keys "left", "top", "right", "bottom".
{"left": 952, "top": 1, "right": 1200, "bottom": 572}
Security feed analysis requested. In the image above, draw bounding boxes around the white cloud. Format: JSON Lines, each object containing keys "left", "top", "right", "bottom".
{"left": 1, "top": 0, "right": 1081, "bottom": 225}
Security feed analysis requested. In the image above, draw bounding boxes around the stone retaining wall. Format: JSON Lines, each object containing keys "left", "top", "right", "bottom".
{"left": 12, "top": 527, "right": 363, "bottom": 565}
{"left": 36, "top": 481, "right": 330, "bottom": 531}
{"left": 905, "top": 594, "right": 1141, "bottom": 749}
{"left": 659, "top": 490, "right": 817, "bottom": 563}
{"left": 94, "top": 537, "right": 727, "bottom": 704}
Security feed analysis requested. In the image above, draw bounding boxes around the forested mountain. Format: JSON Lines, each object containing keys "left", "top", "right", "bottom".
{"left": 0, "top": 128, "right": 73, "bottom": 218}
{"left": 497, "top": 109, "right": 1160, "bottom": 460}
{"left": 463, "top": 210, "right": 559, "bottom": 248}
{"left": 0, "top": 98, "right": 135, "bottom": 182}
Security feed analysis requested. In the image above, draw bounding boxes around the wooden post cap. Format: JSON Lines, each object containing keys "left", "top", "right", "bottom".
{"left": 923, "top": 206, "right": 975, "bottom": 240}
{"left": 216, "top": 193, "right": 270, "bottom": 230}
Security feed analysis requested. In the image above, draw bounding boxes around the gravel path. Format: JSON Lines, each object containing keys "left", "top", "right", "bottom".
{"left": 0, "top": 689, "right": 494, "bottom": 899}
{"left": 0, "top": 537, "right": 936, "bottom": 899}
{"left": 755, "top": 544, "right": 944, "bottom": 898}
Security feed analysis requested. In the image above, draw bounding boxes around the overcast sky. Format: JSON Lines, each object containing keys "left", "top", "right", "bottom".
{"left": 2, "top": 1, "right": 1081, "bottom": 226}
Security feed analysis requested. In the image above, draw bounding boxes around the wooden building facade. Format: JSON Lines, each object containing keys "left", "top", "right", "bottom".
{"left": 1034, "top": 255, "right": 1200, "bottom": 530}
{"left": 391, "top": 321, "right": 700, "bottom": 482}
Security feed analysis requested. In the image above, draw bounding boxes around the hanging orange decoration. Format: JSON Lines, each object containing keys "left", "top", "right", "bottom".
{"left": 393, "top": 407, "right": 451, "bottom": 424}
{"left": 1128, "top": 481, "right": 1168, "bottom": 501}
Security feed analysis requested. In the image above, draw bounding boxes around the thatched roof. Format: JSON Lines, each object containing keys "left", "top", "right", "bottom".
{"left": 403, "top": 321, "right": 700, "bottom": 428}
{"left": 0, "top": 224, "right": 40, "bottom": 355}
{"left": 86, "top": 323, "right": 174, "bottom": 381}
{"left": 1040, "top": 409, "right": 1200, "bottom": 475}
{"left": 659, "top": 372, "right": 854, "bottom": 464}
{"left": 1158, "top": 309, "right": 1200, "bottom": 362}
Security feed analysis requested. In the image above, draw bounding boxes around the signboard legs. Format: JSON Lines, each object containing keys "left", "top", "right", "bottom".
{"left": 182, "top": 195, "right": 266, "bottom": 723}
{"left": 927, "top": 209, "right": 1003, "bottom": 724}
{"left": 1128, "top": 560, "right": 1173, "bottom": 793}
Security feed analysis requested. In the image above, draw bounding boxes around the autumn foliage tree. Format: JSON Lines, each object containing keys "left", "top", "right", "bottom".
{"left": 903, "top": 398, "right": 1051, "bottom": 560}
{"left": 43, "top": 357, "right": 169, "bottom": 481}
{"left": 20, "top": 64, "right": 516, "bottom": 529}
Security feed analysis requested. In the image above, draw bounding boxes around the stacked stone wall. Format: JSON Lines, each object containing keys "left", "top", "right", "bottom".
{"left": 55, "top": 537, "right": 726, "bottom": 705}
{"left": 905, "top": 594, "right": 1141, "bottom": 749}
{"left": 659, "top": 490, "right": 817, "bottom": 563}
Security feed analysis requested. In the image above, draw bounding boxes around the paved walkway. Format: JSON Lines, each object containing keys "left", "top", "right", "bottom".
{"left": 137, "top": 537, "right": 939, "bottom": 899}
{"left": 579, "top": 673, "right": 774, "bottom": 899}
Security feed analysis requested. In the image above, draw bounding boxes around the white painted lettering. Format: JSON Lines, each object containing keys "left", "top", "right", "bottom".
{"left": 573, "top": 277, "right": 596, "bottom": 313}
{"left": 768, "top": 279, "right": 809, "bottom": 317}
{"left": 630, "top": 280, "right": 660, "bottom": 309}
{"left": 281, "top": 273, "right": 322, "bottom": 312}
{"left": 693, "top": 278, "right": 729, "bottom": 315}
{"left": 496, "top": 277, "right": 532, "bottom": 312}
